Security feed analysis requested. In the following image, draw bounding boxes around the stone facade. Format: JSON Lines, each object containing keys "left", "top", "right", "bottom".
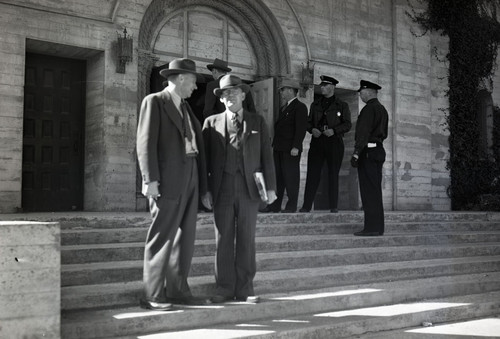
{"left": 0, "top": 0, "right": 498, "bottom": 213}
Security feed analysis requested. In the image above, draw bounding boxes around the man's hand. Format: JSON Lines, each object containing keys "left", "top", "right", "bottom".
{"left": 350, "top": 155, "right": 359, "bottom": 168}
{"left": 322, "top": 129, "right": 334, "bottom": 137}
{"left": 290, "top": 148, "right": 299, "bottom": 157}
{"left": 201, "top": 192, "right": 213, "bottom": 211}
{"left": 311, "top": 128, "right": 322, "bottom": 138}
{"left": 266, "top": 190, "right": 277, "bottom": 204}
{"left": 143, "top": 181, "right": 161, "bottom": 200}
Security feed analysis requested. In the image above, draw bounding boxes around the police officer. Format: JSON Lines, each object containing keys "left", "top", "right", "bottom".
{"left": 350, "top": 80, "right": 389, "bottom": 236}
{"left": 300, "top": 75, "right": 352, "bottom": 213}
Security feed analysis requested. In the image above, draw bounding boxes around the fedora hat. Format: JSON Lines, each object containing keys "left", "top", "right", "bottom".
{"left": 214, "top": 75, "right": 250, "bottom": 97}
{"left": 278, "top": 78, "right": 300, "bottom": 90}
{"left": 207, "top": 58, "right": 232, "bottom": 72}
{"left": 159, "top": 58, "right": 198, "bottom": 78}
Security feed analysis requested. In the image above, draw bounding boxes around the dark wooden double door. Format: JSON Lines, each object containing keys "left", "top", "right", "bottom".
{"left": 22, "top": 53, "right": 85, "bottom": 212}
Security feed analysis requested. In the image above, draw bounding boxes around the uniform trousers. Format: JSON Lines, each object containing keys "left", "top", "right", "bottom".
{"left": 269, "top": 150, "right": 301, "bottom": 211}
{"left": 358, "top": 145, "right": 385, "bottom": 234}
{"left": 213, "top": 171, "right": 260, "bottom": 298}
{"left": 302, "top": 136, "right": 344, "bottom": 210}
{"left": 143, "top": 157, "right": 198, "bottom": 302}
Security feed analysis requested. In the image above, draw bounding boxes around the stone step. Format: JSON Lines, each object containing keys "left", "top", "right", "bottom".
{"left": 61, "top": 242, "right": 500, "bottom": 286}
{"left": 61, "top": 231, "right": 500, "bottom": 264}
{"left": 61, "top": 255, "right": 500, "bottom": 310}
{"left": 60, "top": 272, "right": 500, "bottom": 339}
{"left": 61, "top": 221, "right": 500, "bottom": 245}
{"left": 13, "top": 211, "right": 494, "bottom": 231}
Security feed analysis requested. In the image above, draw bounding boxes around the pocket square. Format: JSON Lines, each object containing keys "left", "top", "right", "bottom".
{"left": 251, "top": 130, "right": 259, "bottom": 134}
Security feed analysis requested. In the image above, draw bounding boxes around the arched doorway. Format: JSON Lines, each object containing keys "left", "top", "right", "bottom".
{"left": 135, "top": 0, "right": 291, "bottom": 210}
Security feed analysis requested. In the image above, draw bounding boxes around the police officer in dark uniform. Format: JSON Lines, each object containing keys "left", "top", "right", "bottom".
{"left": 350, "top": 80, "right": 389, "bottom": 236}
{"left": 300, "top": 75, "right": 352, "bottom": 213}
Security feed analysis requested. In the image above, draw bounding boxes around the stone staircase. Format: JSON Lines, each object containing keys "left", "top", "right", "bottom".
{"left": 55, "top": 211, "right": 500, "bottom": 338}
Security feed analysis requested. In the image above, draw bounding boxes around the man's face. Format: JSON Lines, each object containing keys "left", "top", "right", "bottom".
{"left": 359, "top": 89, "right": 370, "bottom": 103}
{"left": 320, "top": 83, "right": 335, "bottom": 97}
{"left": 280, "top": 87, "right": 294, "bottom": 103}
{"left": 178, "top": 73, "right": 198, "bottom": 99}
{"left": 220, "top": 87, "right": 246, "bottom": 112}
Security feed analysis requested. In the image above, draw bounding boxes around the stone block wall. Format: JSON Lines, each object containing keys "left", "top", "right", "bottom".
{"left": 0, "top": 221, "right": 60, "bottom": 338}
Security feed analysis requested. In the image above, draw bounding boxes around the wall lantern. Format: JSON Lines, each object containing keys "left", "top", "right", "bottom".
{"left": 300, "top": 60, "right": 314, "bottom": 96}
{"left": 116, "top": 28, "right": 133, "bottom": 73}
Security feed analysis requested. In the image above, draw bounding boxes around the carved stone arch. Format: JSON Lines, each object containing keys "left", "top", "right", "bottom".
{"left": 137, "top": 0, "right": 290, "bottom": 104}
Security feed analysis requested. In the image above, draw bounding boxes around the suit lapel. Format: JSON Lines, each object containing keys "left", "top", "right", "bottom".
{"left": 160, "top": 90, "right": 183, "bottom": 136}
{"left": 214, "top": 113, "right": 227, "bottom": 149}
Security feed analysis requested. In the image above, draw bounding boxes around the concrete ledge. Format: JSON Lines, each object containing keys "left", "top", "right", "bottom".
{"left": 0, "top": 221, "right": 60, "bottom": 339}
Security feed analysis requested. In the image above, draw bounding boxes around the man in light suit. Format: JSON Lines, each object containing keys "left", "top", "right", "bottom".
{"left": 136, "top": 58, "right": 210, "bottom": 311}
{"left": 202, "top": 75, "right": 277, "bottom": 303}
{"left": 263, "top": 78, "right": 308, "bottom": 213}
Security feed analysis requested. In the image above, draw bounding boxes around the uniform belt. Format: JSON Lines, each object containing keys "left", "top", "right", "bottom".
{"left": 367, "top": 143, "right": 377, "bottom": 148}
{"left": 186, "top": 152, "right": 198, "bottom": 157}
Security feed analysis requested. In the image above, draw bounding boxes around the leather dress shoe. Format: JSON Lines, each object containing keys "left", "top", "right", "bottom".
{"left": 139, "top": 299, "right": 173, "bottom": 311}
{"left": 236, "top": 296, "right": 260, "bottom": 304}
{"left": 210, "top": 295, "right": 234, "bottom": 303}
{"left": 330, "top": 208, "right": 338, "bottom": 213}
{"left": 353, "top": 230, "right": 382, "bottom": 236}
{"left": 166, "top": 296, "right": 212, "bottom": 305}
{"left": 299, "top": 208, "right": 310, "bottom": 213}
{"left": 261, "top": 206, "right": 280, "bottom": 213}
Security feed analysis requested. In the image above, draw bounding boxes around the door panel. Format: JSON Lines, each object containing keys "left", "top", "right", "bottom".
{"left": 249, "top": 77, "right": 276, "bottom": 138}
{"left": 22, "top": 53, "right": 85, "bottom": 212}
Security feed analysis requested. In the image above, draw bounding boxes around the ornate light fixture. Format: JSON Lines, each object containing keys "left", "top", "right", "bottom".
{"left": 300, "top": 60, "right": 314, "bottom": 96}
{"left": 116, "top": 28, "right": 133, "bottom": 73}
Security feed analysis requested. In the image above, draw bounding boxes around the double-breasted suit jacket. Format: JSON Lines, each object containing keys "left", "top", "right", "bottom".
{"left": 273, "top": 98, "right": 308, "bottom": 152}
{"left": 136, "top": 88, "right": 208, "bottom": 301}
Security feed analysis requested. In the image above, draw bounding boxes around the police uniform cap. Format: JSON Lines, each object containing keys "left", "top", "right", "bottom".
{"left": 357, "top": 80, "right": 381, "bottom": 92}
{"left": 319, "top": 75, "right": 339, "bottom": 86}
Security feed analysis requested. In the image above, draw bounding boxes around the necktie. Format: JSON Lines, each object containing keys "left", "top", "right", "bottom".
{"left": 180, "top": 100, "right": 193, "bottom": 142}
{"left": 231, "top": 113, "right": 242, "bottom": 146}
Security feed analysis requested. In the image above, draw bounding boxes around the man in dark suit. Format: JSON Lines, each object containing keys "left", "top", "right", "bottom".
{"left": 351, "top": 80, "right": 389, "bottom": 237}
{"left": 203, "top": 58, "right": 256, "bottom": 119}
{"left": 136, "top": 58, "right": 210, "bottom": 311}
{"left": 263, "top": 78, "right": 308, "bottom": 213}
{"left": 202, "top": 75, "right": 277, "bottom": 303}
{"left": 300, "top": 75, "right": 352, "bottom": 213}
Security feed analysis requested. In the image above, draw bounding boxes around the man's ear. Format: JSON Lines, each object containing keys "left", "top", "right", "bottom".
{"left": 241, "top": 92, "right": 246, "bottom": 101}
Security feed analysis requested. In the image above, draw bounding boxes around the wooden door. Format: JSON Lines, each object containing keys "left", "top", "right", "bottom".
{"left": 249, "top": 77, "right": 276, "bottom": 138}
{"left": 22, "top": 53, "right": 85, "bottom": 212}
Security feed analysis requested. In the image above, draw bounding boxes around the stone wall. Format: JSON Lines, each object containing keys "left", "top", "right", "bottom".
{"left": 0, "top": 221, "right": 60, "bottom": 338}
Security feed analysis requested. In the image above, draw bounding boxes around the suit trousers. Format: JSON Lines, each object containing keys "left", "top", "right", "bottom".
{"left": 269, "top": 150, "right": 301, "bottom": 211}
{"left": 358, "top": 146, "right": 385, "bottom": 234}
{"left": 213, "top": 171, "right": 260, "bottom": 298}
{"left": 302, "top": 136, "right": 344, "bottom": 210}
{"left": 143, "top": 157, "right": 198, "bottom": 302}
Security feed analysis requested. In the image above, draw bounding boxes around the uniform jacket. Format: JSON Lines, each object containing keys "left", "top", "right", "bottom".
{"left": 272, "top": 98, "right": 308, "bottom": 152}
{"left": 136, "top": 88, "right": 208, "bottom": 198}
{"left": 202, "top": 110, "right": 276, "bottom": 202}
{"left": 354, "top": 98, "right": 388, "bottom": 155}
{"left": 308, "top": 96, "right": 352, "bottom": 137}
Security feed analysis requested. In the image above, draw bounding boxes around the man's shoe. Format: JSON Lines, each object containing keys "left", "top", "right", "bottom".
{"left": 139, "top": 299, "right": 173, "bottom": 311}
{"left": 210, "top": 295, "right": 234, "bottom": 303}
{"left": 236, "top": 296, "right": 260, "bottom": 304}
{"left": 330, "top": 208, "right": 338, "bottom": 213}
{"left": 353, "top": 230, "right": 382, "bottom": 236}
{"left": 261, "top": 206, "right": 280, "bottom": 213}
{"left": 167, "top": 296, "right": 212, "bottom": 305}
{"left": 299, "top": 208, "right": 310, "bottom": 213}
{"left": 281, "top": 209, "right": 295, "bottom": 213}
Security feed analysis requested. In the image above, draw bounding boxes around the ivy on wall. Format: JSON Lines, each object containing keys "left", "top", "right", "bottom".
{"left": 407, "top": 0, "right": 500, "bottom": 210}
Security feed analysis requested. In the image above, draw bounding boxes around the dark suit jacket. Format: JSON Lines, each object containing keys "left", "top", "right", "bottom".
{"left": 202, "top": 110, "right": 276, "bottom": 202}
{"left": 137, "top": 88, "right": 208, "bottom": 198}
{"left": 273, "top": 98, "right": 308, "bottom": 152}
{"left": 308, "top": 96, "right": 352, "bottom": 137}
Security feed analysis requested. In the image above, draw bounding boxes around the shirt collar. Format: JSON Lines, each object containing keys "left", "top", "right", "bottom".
{"left": 226, "top": 108, "right": 243, "bottom": 121}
